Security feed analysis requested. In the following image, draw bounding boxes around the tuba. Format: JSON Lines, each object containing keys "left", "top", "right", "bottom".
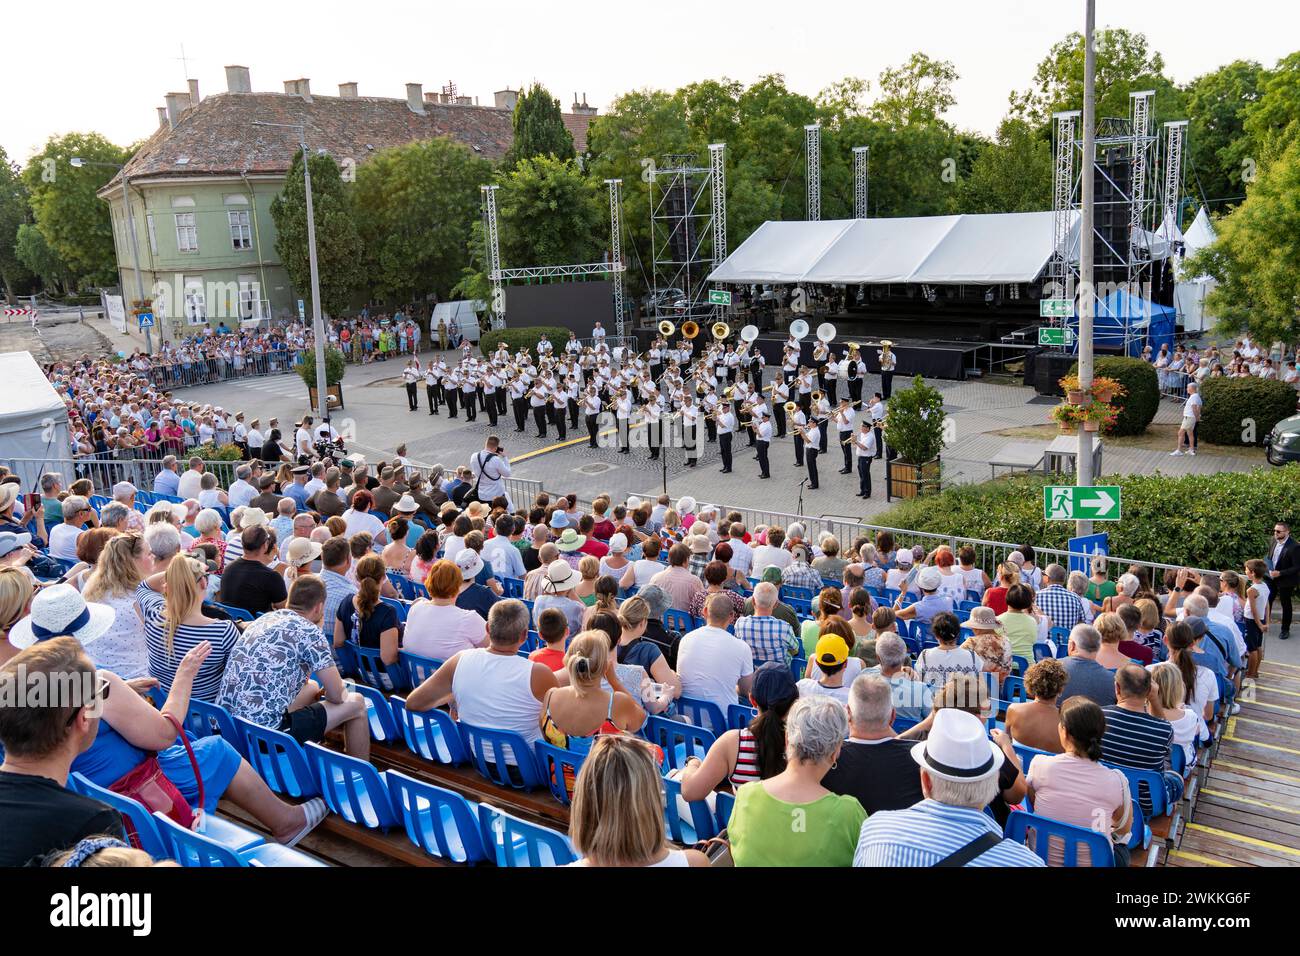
{"left": 681, "top": 320, "right": 700, "bottom": 339}
{"left": 816, "top": 322, "right": 837, "bottom": 343}
{"left": 789, "top": 318, "right": 809, "bottom": 341}
{"left": 712, "top": 321, "right": 731, "bottom": 340}
{"left": 740, "top": 324, "right": 759, "bottom": 344}
{"left": 658, "top": 319, "right": 676, "bottom": 338}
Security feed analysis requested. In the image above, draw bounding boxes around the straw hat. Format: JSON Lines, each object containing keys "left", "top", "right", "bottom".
{"left": 555, "top": 528, "right": 587, "bottom": 552}
{"left": 286, "top": 537, "right": 323, "bottom": 567}
{"left": 10, "top": 584, "right": 116, "bottom": 650}
{"left": 542, "top": 558, "right": 581, "bottom": 593}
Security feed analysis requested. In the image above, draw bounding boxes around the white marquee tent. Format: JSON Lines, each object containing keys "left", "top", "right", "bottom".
{"left": 708, "top": 211, "right": 1080, "bottom": 286}
{"left": 0, "top": 351, "right": 70, "bottom": 488}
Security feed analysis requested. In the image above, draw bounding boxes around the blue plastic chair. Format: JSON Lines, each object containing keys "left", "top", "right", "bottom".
{"left": 399, "top": 650, "right": 444, "bottom": 686}
{"left": 181, "top": 698, "right": 246, "bottom": 759}
{"left": 663, "top": 608, "right": 693, "bottom": 632}
{"left": 662, "top": 775, "right": 718, "bottom": 844}
{"left": 644, "top": 715, "right": 716, "bottom": 770}
{"left": 1109, "top": 763, "right": 1177, "bottom": 822}
{"left": 345, "top": 680, "right": 399, "bottom": 743}
{"left": 781, "top": 585, "right": 814, "bottom": 602}
{"left": 892, "top": 714, "right": 922, "bottom": 734}
{"left": 534, "top": 741, "right": 586, "bottom": 806}
{"left": 1048, "top": 627, "right": 1071, "bottom": 655}
{"left": 675, "top": 695, "right": 727, "bottom": 736}
{"left": 458, "top": 723, "right": 545, "bottom": 790}
{"left": 727, "top": 702, "right": 759, "bottom": 730}
{"left": 715, "top": 791, "right": 736, "bottom": 830}
{"left": 1013, "top": 743, "right": 1052, "bottom": 774}
{"left": 1032, "top": 642, "right": 1055, "bottom": 662}
{"left": 305, "top": 743, "right": 399, "bottom": 830}
{"left": 388, "top": 697, "right": 468, "bottom": 765}
{"left": 71, "top": 773, "right": 172, "bottom": 859}
{"left": 216, "top": 602, "right": 256, "bottom": 623}
{"left": 478, "top": 803, "right": 577, "bottom": 867}
{"left": 153, "top": 812, "right": 327, "bottom": 867}
{"left": 1004, "top": 810, "right": 1116, "bottom": 866}
{"left": 236, "top": 718, "right": 319, "bottom": 797}
{"left": 380, "top": 596, "right": 411, "bottom": 622}
{"left": 1001, "top": 675, "right": 1028, "bottom": 704}
{"left": 1011, "top": 655, "right": 1030, "bottom": 676}
{"left": 501, "top": 576, "right": 524, "bottom": 598}
{"left": 351, "top": 643, "right": 409, "bottom": 692}
{"left": 384, "top": 770, "right": 489, "bottom": 864}
{"left": 789, "top": 656, "right": 807, "bottom": 682}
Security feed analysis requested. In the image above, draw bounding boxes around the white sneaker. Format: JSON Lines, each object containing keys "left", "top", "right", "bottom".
{"left": 1230, "top": 702, "right": 1242, "bottom": 715}
{"left": 1169, "top": 450, "right": 1183, "bottom": 456}
{"left": 1187, "top": 449, "right": 1196, "bottom": 456}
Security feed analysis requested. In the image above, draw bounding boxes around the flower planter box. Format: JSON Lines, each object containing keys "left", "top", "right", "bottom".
{"left": 1059, "top": 422, "right": 1078, "bottom": 434}
{"left": 1066, "top": 389, "right": 1086, "bottom": 405}
{"left": 1082, "top": 419, "right": 1100, "bottom": 432}
{"left": 307, "top": 383, "right": 345, "bottom": 412}
{"left": 886, "top": 457, "right": 941, "bottom": 501}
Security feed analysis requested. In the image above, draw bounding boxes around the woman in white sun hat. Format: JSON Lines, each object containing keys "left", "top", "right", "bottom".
{"left": 8, "top": 582, "right": 116, "bottom": 652}
{"left": 534, "top": 559, "right": 586, "bottom": 636}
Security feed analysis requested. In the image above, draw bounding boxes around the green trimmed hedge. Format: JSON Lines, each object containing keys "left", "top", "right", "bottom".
{"left": 187, "top": 442, "right": 245, "bottom": 488}
{"left": 481, "top": 325, "right": 574, "bottom": 359}
{"left": 297, "top": 346, "right": 347, "bottom": 387}
{"left": 1069, "top": 356, "right": 1158, "bottom": 436}
{"left": 875, "top": 467, "right": 1300, "bottom": 571}
{"left": 1199, "top": 376, "right": 1299, "bottom": 446}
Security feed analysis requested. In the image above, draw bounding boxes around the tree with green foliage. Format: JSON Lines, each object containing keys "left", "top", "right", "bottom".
{"left": 1241, "top": 51, "right": 1300, "bottom": 169}
{"left": 871, "top": 52, "right": 959, "bottom": 128}
{"left": 884, "top": 376, "right": 947, "bottom": 465}
{"left": 1182, "top": 60, "right": 1267, "bottom": 210}
{"left": 15, "top": 223, "right": 72, "bottom": 295}
{"left": 1186, "top": 138, "right": 1300, "bottom": 346}
{"left": 0, "top": 148, "right": 33, "bottom": 300}
{"left": 1011, "top": 28, "right": 1184, "bottom": 128}
{"left": 20, "top": 132, "right": 128, "bottom": 286}
{"left": 497, "top": 155, "right": 603, "bottom": 267}
{"left": 957, "top": 118, "right": 1052, "bottom": 213}
{"left": 270, "top": 150, "right": 363, "bottom": 317}
{"left": 353, "top": 137, "right": 490, "bottom": 304}
{"left": 503, "top": 85, "right": 575, "bottom": 169}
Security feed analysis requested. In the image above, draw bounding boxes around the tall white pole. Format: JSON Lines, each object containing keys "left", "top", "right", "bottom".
{"left": 301, "top": 143, "right": 328, "bottom": 421}
{"left": 1076, "top": 0, "right": 1096, "bottom": 537}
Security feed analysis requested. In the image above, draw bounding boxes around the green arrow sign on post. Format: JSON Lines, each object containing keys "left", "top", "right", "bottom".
{"left": 1040, "top": 298, "right": 1072, "bottom": 318}
{"left": 708, "top": 289, "right": 732, "bottom": 306}
{"left": 1038, "top": 326, "right": 1074, "bottom": 346}
{"left": 1043, "top": 485, "right": 1122, "bottom": 522}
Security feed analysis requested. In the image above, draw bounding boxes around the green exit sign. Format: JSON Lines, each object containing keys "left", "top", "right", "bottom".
{"left": 708, "top": 289, "right": 732, "bottom": 306}
{"left": 1038, "top": 326, "right": 1074, "bottom": 347}
{"left": 1044, "top": 485, "right": 1122, "bottom": 521}
{"left": 1040, "top": 298, "right": 1072, "bottom": 318}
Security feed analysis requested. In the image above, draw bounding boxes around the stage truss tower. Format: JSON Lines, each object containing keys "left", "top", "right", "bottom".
{"left": 650, "top": 146, "right": 725, "bottom": 326}
{"left": 852, "top": 146, "right": 869, "bottom": 219}
{"left": 805, "top": 124, "right": 821, "bottom": 221}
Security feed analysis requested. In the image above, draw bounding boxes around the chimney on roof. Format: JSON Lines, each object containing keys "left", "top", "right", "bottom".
{"left": 187, "top": 78, "right": 200, "bottom": 106}
{"left": 570, "top": 92, "right": 597, "bottom": 117}
{"left": 225, "top": 65, "right": 252, "bottom": 93}
{"left": 406, "top": 83, "right": 425, "bottom": 114}
{"left": 494, "top": 89, "right": 519, "bottom": 111}
{"left": 338, "top": 81, "right": 358, "bottom": 98}
{"left": 164, "top": 91, "right": 190, "bottom": 129}
{"left": 284, "top": 78, "right": 311, "bottom": 99}
{"left": 156, "top": 106, "right": 168, "bottom": 129}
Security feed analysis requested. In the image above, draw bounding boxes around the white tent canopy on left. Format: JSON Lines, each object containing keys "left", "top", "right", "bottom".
{"left": 0, "top": 351, "right": 71, "bottom": 488}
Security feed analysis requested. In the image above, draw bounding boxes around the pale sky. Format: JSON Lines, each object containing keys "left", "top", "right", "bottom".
{"left": 4, "top": 0, "right": 1297, "bottom": 164}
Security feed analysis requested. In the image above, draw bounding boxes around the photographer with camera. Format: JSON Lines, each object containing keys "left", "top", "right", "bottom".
{"left": 468, "top": 435, "right": 512, "bottom": 510}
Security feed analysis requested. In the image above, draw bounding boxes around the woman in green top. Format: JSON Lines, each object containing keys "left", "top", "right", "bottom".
{"left": 728, "top": 695, "right": 866, "bottom": 867}
{"left": 574, "top": 556, "right": 601, "bottom": 607}
{"left": 1086, "top": 556, "right": 1118, "bottom": 604}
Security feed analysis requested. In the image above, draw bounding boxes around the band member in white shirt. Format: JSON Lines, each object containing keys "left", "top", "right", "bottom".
{"left": 813, "top": 340, "right": 830, "bottom": 393}
{"left": 796, "top": 368, "right": 814, "bottom": 413}
{"left": 402, "top": 359, "right": 421, "bottom": 411}
{"left": 801, "top": 420, "right": 821, "bottom": 490}
{"left": 528, "top": 381, "right": 549, "bottom": 437}
{"left": 771, "top": 379, "right": 790, "bottom": 437}
{"left": 643, "top": 400, "right": 662, "bottom": 461}
{"left": 822, "top": 352, "right": 839, "bottom": 405}
{"left": 295, "top": 418, "right": 314, "bottom": 463}
{"left": 782, "top": 346, "right": 799, "bottom": 384}
{"left": 852, "top": 420, "right": 878, "bottom": 498}
{"left": 791, "top": 404, "right": 807, "bottom": 467}
{"left": 565, "top": 331, "right": 581, "bottom": 356}
{"left": 460, "top": 366, "right": 479, "bottom": 422}
{"left": 754, "top": 409, "right": 772, "bottom": 479}
{"left": 702, "top": 387, "right": 719, "bottom": 444}
{"left": 869, "top": 392, "right": 886, "bottom": 460}
{"left": 615, "top": 388, "right": 633, "bottom": 454}
{"left": 592, "top": 321, "right": 606, "bottom": 344}
{"left": 483, "top": 368, "right": 502, "bottom": 427}
{"left": 582, "top": 385, "right": 602, "bottom": 448}
{"left": 549, "top": 383, "right": 568, "bottom": 440}
{"left": 878, "top": 340, "right": 897, "bottom": 399}
{"left": 508, "top": 375, "right": 528, "bottom": 432}
{"left": 716, "top": 401, "right": 736, "bottom": 473}
{"left": 834, "top": 401, "right": 856, "bottom": 473}
{"left": 424, "top": 363, "right": 440, "bottom": 415}
{"left": 681, "top": 393, "right": 700, "bottom": 467}
{"left": 813, "top": 391, "right": 832, "bottom": 453}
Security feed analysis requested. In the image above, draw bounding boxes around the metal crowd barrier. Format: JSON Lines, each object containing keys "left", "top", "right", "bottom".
{"left": 138, "top": 347, "right": 308, "bottom": 389}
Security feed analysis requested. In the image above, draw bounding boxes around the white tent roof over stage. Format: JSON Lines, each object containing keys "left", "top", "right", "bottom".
{"left": 709, "top": 211, "right": 1080, "bottom": 286}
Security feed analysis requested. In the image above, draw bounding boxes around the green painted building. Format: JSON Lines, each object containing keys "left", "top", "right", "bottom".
{"left": 100, "top": 69, "right": 595, "bottom": 348}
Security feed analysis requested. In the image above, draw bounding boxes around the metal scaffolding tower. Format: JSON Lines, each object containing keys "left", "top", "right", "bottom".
{"left": 481, "top": 184, "right": 504, "bottom": 330}
{"left": 1050, "top": 110, "right": 1080, "bottom": 300}
{"left": 852, "top": 146, "right": 869, "bottom": 219}
{"left": 1161, "top": 120, "right": 1187, "bottom": 233}
{"left": 1127, "top": 90, "right": 1155, "bottom": 271}
{"left": 650, "top": 150, "right": 722, "bottom": 325}
{"left": 605, "top": 178, "right": 626, "bottom": 336}
{"left": 805, "top": 124, "right": 821, "bottom": 221}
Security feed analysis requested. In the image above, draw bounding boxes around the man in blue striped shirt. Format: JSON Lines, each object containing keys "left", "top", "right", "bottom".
{"left": 854, "top": 709, "right": 1044, "bottom": 867}
{"left": 734, "top": 582, "right": 800, "bottom": 665}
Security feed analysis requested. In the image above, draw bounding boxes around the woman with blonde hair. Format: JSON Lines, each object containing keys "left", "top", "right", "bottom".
{"left": 381, "top": 516, "right": 415, "bottom": 575}
{"left": 539, "top": 631, "right": 646, "bottom": 766}
{"left": 1148, "top": 662, "right": 1208, "bottom": 768}
{"left": 325, "top": 515, "right": 347, "bottom": 538}
{"left": 0, "top": 567, "right": 35, "bottom": 666}
{"left": 137, "top": 553, "right": 239, "bottom": 701}
{"left": 65, "top": 526, "right": 118, "bottom": 591}
{"left": 574, "top": 555, "right": 601, "bottom": 606}
{"left": 581, "top": 575, "right": 620, "bottom": 628}
{"left": 81, "top": 532, "right": 156, "bottom": 679}
{"left": 1093, "top": 611, "right": 1133, "bottom": 670}
{"left": 333, "top": 553, "right": 402, "bottom": 685}
{"left": 568, "top": 735, "right": 708, "bottom": 867}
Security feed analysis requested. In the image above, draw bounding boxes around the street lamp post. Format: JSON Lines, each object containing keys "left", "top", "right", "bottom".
{"left": 1076, "top": 0, "right": 1097, "bottom": 538}
{"left": 73, "top": 157, "right": 151, "bottom": 354}
{"left": 254, "top": 121, "right": 328, "bottom": 421}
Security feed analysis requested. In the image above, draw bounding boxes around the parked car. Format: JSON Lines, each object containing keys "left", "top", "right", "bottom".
{"left": 1266, "top": 413, "right": 1300, "bottom": 465}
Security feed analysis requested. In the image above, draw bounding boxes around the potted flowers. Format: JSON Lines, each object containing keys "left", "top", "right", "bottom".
{"left": 1058, "top": 374, "right": 1086, "bottom": 405}
{"left": 1081, "top": 401, "right": 1118, "bottom": 433}
{"left": 1051, "top": 403, "right": 1085, "bottom": 433}
{"left": 1090, "top": 376, "right": 1126, "bottom": 404}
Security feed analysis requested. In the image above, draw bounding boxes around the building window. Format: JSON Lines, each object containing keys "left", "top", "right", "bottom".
{"left": 175, "top": 212, "right": 198, "bottom": 253}
{"left": 228, "top": 210, "right": 252, "bottom": 250}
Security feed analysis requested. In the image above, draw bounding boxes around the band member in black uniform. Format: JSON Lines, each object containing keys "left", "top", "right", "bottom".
{"left": 834, "top": 401, "right": 855, "bottom": 473}
{"left": 716, "top": 401, "right": 735, "bottom": 474}
{"left": 754, "top": 410, "right": 772, "bottom": 479}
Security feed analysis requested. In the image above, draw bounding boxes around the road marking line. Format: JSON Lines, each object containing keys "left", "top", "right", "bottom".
{"left": 1224, "top": 734, "right": 1300, "bottom": 756}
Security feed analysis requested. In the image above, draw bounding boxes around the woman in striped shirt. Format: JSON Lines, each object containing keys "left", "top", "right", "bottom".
{"left": 138, "top": 553, "right": 239, "bottom": 701}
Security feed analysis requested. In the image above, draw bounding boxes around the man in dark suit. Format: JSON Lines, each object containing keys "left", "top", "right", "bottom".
{"left": 1269, "top": 521, "right": 1299, "bottom": 639}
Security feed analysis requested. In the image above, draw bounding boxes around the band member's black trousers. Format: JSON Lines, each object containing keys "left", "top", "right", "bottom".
{"left": 858, "top": 455, "right": 873, "bottom": 497}
{"left": 706, "top": 419, "right": 717, "bottom": 443}
{"left": 775, "top": 404, "right": 786, "bottom": 438}
{"left": 446, "top": 390, "right": 458, "bottom": 418}
{"left": 819, "top": 421, "right": 828, "bottom": 454}
{"left": 841, "top": 437, "right": 853, "bottom": 471}
{"left": 586, "top": 414, "right": 599, "bottom": 448}
{"left": 826, "top": 381, "right": 838, "bottom": 405}
{"left": 794, "top": 433, "right": 804, "bottom": 466}
{"left": 756, "top": 440, "right": 770, "bottom": 478}
{"left": 533, "top": 405, "right": 547, "bottom": 437}
{"left": 568, "top": 399, "right": 579, "bottom": 430}
{"left": 513, "top": 398, "right": 528, "bottom": 431}
{"left": 486, "top": 396, "right": 498, "bottom": 427}
{"left": 426, "top": 385, "right": 439, "bottom": 414}
{"left": 874, "top": 425, "right": 884, "bottom": 460}
{"left": 406, "top": 383, "right": 418, "bottom": 410}
{"left": 648, "top": 420, "right": 660, "bottom": 460}
{"left": 881, "top": 370, "right": 894, "bottom": 399}
{"left": 551, "top": 408, "right": 566, "bottom": 440}
{"left": 848, "top": 379, "right": 862, "bottom": 403}
{"left": 806, "top": 448, "right": 819, "bottom": 489}
{"left": 463, "top": 393, "right": 476, "bottom": 421}
{"left": 719, "top": 433, "right": 733, "bottom": 472}
{"left": 497, "top": 391, "right": 507, "bottom": 416}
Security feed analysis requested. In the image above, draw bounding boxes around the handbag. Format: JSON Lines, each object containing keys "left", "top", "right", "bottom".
{"left": 108, "top": 712, "right": 205, "bottom": 848}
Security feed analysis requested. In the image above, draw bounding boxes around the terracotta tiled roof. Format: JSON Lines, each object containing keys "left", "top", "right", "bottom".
{"left": 108, "top": 91, "right": 595, "bottom": 189}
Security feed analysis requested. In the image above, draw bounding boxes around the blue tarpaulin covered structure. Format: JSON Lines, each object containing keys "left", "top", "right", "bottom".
{"left": 1068, "top": 289, "right": 1176, "bottom": 357}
